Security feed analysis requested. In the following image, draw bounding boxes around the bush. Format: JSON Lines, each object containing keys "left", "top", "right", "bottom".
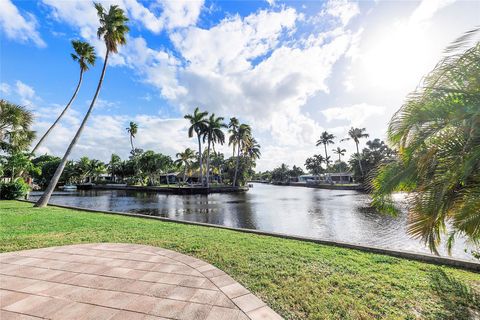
{"left": 0, "top": 179, "right": 30, "bottom": 200}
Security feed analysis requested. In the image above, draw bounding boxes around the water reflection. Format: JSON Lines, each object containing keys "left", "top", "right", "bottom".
{"left": 29, "top": 183, "right": 474, "bottom": 260}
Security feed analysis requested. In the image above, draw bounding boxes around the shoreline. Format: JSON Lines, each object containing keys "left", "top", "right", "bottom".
{"left": 74, "top": 183, "right": 250, "bottom": 194}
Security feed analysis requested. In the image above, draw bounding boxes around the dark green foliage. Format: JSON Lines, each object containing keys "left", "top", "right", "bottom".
{"left": 372, "top": 31, "right": 480, "bottom": 253}
{"left": 224, "top": 156, "right": 255, "bottom": 186}
{"left": 305, "top": 154, "right": 325, "bottom": 176}
{"left": 348, "top": 138, "right": 396, "bottom": 184}
{"left": 0, "top": 179, "right": 29, "bottom": 199}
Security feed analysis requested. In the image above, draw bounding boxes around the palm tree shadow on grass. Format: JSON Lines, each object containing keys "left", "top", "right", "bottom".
{"left": 428, "top": 268, "right": 479, "bottom": 319}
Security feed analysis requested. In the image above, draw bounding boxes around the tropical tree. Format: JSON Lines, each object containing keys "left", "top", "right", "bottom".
{"left": 349, "top": 139, "right": 395, "bottom": 183}
{"left": 210, "top": 152, "right": 225, "bottom": 183}
{"left": 203, "top": 114, "right": 226, "bottom": 187}
{"left": 126, "top": 121, "right": 138, "bottom": 153}
{"left": 184, "top": 107, "right": 208, "bottom": 185}
{"left": 316, "top": 131, "right": 335, "bottom": 168}
{"left": 228, "top": 117, "right": 239, "bottom": 157}
{"left": 88, "top": 159, "right": 107, "bottom": 182}
{"left": 332, "top": 147, "right": 346, "bottom": 163}
{"left": 3, "top": 152, "right": 36, "bottom": 180}
{"left": 305, "top": 154, "right": 325, "bottom": 177}
{"left": 35, "top": 3, "right": 129, "bottom": 207}
{"left": 175, "top": 148, "right": 196, "bottom": 183}
{"left": 271, "top": 163, "right": 290, "bottom": 183}
{"left": 372, "top": 29, "right": 480, "bottom": 254}
{"left": 232, "top": 123, "right": 252, "bottom": 186}
{"left": 341, "top": 127, "right": 369, "bottom": 176}
{"left": 289, "top": 165, "right": 305, "bottom": 179}
{"left": 76, "top": 156, "right": 92, "bottom": 182}
{"left": 243, "top": 137, "right": 261, "bottom": 161}
{"left": 108, "top": 153, "right": 121, "bottom": 182}
{"left": 332, "top": 147, "right": 347, "bottom": 172}
{"left": 31, "top": 41, "right": 96, "bottom": 154}
{"left": 0, "top": 100, "right": 35, "bottom": 153}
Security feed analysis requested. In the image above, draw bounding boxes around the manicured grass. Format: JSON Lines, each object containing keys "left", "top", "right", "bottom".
{"left": 1, "top": 201, "right": 479, "bottom": 319}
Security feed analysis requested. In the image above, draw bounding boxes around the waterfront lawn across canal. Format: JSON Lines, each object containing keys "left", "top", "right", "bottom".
{"left": 1, "top": 201, "right": 479, "bottom": 320}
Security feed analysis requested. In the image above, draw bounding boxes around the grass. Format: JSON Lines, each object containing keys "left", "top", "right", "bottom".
{"left": 1, "top": 200, "right": 479, "bottom": 320}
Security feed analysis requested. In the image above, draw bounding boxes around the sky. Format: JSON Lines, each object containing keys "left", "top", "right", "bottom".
{"left": 0, "top": 0, "right": 479, "bottom": 171}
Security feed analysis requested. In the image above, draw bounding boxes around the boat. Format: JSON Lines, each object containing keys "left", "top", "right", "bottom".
{"left": 60, "top": 185, "right": 77, "bottom": 191}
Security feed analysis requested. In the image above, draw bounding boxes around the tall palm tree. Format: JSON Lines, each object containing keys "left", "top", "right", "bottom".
{"left": 31, "top": 41, "right": 96, "bottom": 154}
{"left": 126, "top": 121, "right": 138, "bottom": 153}
{"left": 184, "top": 107, "right": 208, "bottom": 185}
{"left": 203, "top": 114, "right": 226, "bottom": 187}
{"left": 316, "top": 131, "right": 335, "bottom": 166}
{"left": 332, "top": 147, "right": 346, "bottom": 163}
{"left": 232, "top": 123, "right": 252, "bottom": 187}
{"left": 228, "top": 117, "right": 239, "bottom": 157}
{"left": 35, "top": 3, "right": 129, "bottom": 207}
{"left": 0, "top": 100, "right": 35, "bottom": 153}
{"left": 341, "top": 127, "right": 369, "bottom": 176}
{"left": 332, "top": 147, "right": 346, "bottom": 172}
{"left": 175, "top": 148, "right": 195, "bottom": 183}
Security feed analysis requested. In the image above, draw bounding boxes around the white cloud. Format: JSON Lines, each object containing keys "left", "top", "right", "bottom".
{"left": 159, "top": 0, "right": 204, "bottom": 30}
{"left": 42, "top": 0, "right": 203, "bottom": 35}
{"left": 324, "top": 0, "right": 360, "bottom": 27}
{"left": 170, "top": 8, "right": 299, "bottom": 74}
{"left": 0, "top": 83, "right": 11, "bottom": 95}
{"left": 410, "top": 0, "right": 457, "bottom": 25}
{"left": 322, "top": 103, "right": 385, "bottom": 126}
{"left": 0, "top": 0, "right": 46, "bottom": 47}
{"left": 15, "top": 81, "right": 36, "bottom": 106}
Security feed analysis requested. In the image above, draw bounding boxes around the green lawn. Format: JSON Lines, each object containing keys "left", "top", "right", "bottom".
{"left": 1, "top": 201, "right": 479, "bottom": 319}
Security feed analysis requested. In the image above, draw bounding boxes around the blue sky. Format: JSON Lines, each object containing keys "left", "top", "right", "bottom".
{"left": 1, "top": 0, "right": 479, "bottom": 170}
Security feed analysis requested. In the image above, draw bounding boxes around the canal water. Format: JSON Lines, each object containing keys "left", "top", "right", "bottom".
{"left": 29, "top": 183, "right": 475, "bottom": 260}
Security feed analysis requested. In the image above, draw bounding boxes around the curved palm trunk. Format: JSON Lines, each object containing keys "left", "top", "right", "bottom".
{"left": 34, "top": 51, "right": 110, "bottom": 208}
{"left": 183, "top": 165, "right": 187, "bottom": 183}
{"left": 206, "top": 138, "right": 211, "bottom": 188}
{"left": 197, "top": 133, "right": 203, "bottom": 186}
{"left": 31, "top": 70, "right": 84, "bottom": 154}
{"left": 355, "top": 142, "right": 364, "bottom": 176}
{"left": 324, "top": 144, "right": 329, "bottom": 171}
{"left": 233, "top": 141, "right": 241, "bottom": 187}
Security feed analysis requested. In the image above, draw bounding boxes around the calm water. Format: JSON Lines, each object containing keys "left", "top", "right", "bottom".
{"left": 29, "top": 183, "right": 475, "bottom": 260}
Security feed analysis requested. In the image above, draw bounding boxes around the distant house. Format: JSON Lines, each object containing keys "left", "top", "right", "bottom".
{"left": 298, "top": 175, "right": 321, "bottom": 184}
{"left": 297, "top": 172, "right": 353, "bottom": 185}
{"left": 159, "top": 173, "right": 179, "bottom": 184}
{"left": 324, "top": 172, "right": 353, "bottom": 184}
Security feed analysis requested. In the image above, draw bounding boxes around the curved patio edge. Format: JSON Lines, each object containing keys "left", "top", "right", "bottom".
{"left": 0, "top": 243, "right": 283, "bottom": 320}
{"left": 20, "top": 200, "right": 480, "bottom": 272}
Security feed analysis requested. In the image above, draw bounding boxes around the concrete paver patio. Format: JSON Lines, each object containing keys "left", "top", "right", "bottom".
{"left": 0, "top": 243, "right": 283, "bottom": 320}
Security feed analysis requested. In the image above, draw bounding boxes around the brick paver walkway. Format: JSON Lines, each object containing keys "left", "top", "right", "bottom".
{"left": 0, "top": 243, "right": 283, "bottom": 320}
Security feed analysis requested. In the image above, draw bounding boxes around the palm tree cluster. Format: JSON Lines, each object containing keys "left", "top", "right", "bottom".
{"left": 371, "top": 29, "right": 480, "bottom": 254}
{"left": 303, "top": 128, "right": 369, "bottom": 178}
{"left": 34, "top": 3, "right": 129, "bottom": 207}
{"left": 184, "top": 108, "right": 260, "bottom": 187}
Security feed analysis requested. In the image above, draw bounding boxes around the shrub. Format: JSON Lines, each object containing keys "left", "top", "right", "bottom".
{"left": 0, "top": 179, "right": 30, "bottom": 200}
